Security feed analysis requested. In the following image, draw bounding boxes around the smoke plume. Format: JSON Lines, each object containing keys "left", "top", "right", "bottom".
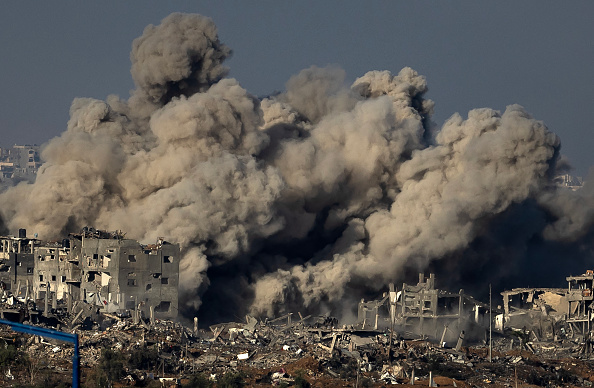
{"left": 1, "top": 13, "right": 593, "bottom": 323}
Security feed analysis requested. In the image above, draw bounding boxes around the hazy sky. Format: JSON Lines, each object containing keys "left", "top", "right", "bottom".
{"left": 1, "top": 2, "right": 592, "bottom": 175}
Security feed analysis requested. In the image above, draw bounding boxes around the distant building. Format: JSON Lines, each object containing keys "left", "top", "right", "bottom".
{"left": 554, "top": 174, "right": 583, "bottom": 191}
{"left": 0, "top": 228, "right": 180, "bottom": 320}
{"left": 0, "top": 144, "right": 41, "bottom": 188}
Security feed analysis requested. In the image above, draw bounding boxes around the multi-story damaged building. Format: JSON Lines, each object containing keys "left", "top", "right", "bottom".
{"left": 0, "top": 229, "right": 40, "bottom": 298}
{"left": 0, "top": 228, "right": 180, "bottom": 320}
{"left": 358, "top": 273, "right": 491, "bottom": 343}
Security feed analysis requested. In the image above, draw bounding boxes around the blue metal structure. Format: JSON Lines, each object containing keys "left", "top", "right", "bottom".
{"left": 0, "top": 318, "right": 79, "bottom": 387}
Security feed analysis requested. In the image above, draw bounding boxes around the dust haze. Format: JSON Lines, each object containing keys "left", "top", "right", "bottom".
{"left": 1, "top": 13, "right": 592, "bottom": 323}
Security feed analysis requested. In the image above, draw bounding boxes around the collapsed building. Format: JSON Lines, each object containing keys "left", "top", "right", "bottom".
{"left": 358, "top": 273, "right": 491, "bottom": 344}
{"left": 499, "top": 270, "right": 594, "bottom": 345}
{"left": 0, "top": 227, "right": 180, "bottom": 321}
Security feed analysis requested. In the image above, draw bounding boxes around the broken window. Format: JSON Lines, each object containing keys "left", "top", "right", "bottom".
{"left": 163, "top": 255, "right": 172, "bottom": 263}
{"left": 93, "top": 254, "right": 98, "bottom": 260}
{"left": 26, "top": 267, "right": 32, "bottom": 274}
{"left": 161, "top": 277, "right": 168, "bottom": 285}
{"left": 128, "top": 255, "right": 136, "bottom": 262}
{"left": 51, "top": 275, "right": 56, "bottom": 281}
{"left": 127, "top": 279, "right": 137, "bottom": 287}
{"left": 146, "top": 284, "right": 152, "bottom": 291}
{"left": 39, "top": 275, "right": 43, "bottom": 282}
{"left": 155, "top": 301, "right": 171, "bottom": 313}
{"left": 87, "top": 271, "right": 100, "bottom": 283}
{"left": 61, "top": 276, "right": 66, "bottom": 282}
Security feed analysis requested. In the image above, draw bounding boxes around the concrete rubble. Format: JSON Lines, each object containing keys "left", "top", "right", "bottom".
{"left": 0, "top": 272, "right": 594, "bottom": 386}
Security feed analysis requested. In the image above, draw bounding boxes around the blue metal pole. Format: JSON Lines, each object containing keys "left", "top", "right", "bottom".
{"left": 73, "top": 333, "right": 79, "bottom": 388}
{"left": 0, "top": 319, "right": 79, "bottom": 387}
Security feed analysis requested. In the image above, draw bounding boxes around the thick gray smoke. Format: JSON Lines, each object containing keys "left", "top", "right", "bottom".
{"left": 1, "top": 13, "right": 593, "bottom": 322}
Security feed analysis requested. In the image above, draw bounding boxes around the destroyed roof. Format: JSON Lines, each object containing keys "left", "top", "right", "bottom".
{"left": 501, "top": 287, "right": 567, "bottom": 296}
{"left": 69, "top": 227, "right": 125, "bottom": 240}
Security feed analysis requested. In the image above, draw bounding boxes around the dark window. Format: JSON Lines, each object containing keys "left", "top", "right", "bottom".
{"left": 127, "top": 279, "right": 137, "bottom": 287}
{"left": 128, "top": 255, "right": 136, "bottom": 262}
{"left": 155, "top": 301, "right": 171, "bottom": 313}
{"left": 163, "top": 256, "right": 172, "bottom": 263}
{"left": 161, "top": 278, "right": 168, "bottom": 285}
{"left": 146, "top": 284, "right": 152, "bottom": 291}
{"left": 51, "top": 275, "right": 56, "bottom": 281}
{"left": 93, "top": 254, "right": 98, "bottom": 260}
{"left": 61, "top": 276, "right": 66, "bottom": 282}
{"left": 39, "top": 275, "right": 43, "bottom": 282}
{"left": 27, "top": 267, "right": 33, "bottom": 274}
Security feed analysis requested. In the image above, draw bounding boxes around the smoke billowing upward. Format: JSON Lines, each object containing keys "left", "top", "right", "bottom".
{"left": 1, "top": 13, "right": 593, "bottom": 323}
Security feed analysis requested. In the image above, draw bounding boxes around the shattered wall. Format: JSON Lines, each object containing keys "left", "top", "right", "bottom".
{"left": 0, "top": 13, "right": 592, "bottom": 324}
{"left": 75, "top": 234, "right": 179, "bottom": 320}
{"left": 0, "top": 235, "right": 37, "bottom": 297}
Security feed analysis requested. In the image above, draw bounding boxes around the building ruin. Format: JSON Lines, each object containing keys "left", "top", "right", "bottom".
{"left": 358, "top": 273, "right": 491, "bottom": 344}
{"left": 499, "top": 270, "right": 594, "bottom": 344}
{"left": 0, "top": 227, "right": 179, "bottom": 321}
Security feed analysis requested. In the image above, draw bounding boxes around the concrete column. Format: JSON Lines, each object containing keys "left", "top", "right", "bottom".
{"left": 67, "top": 285, "right": 73, "bottom": 313}
{"left": 44, "top": 282, "right": 49, "bottom": 317}
{"left": 440, "top": 325, "right": 448, "bottom": 347}
{"left": 455, "top": 330, "right": 465, "bottom": 351}
{"left": 133, "top": 297, "right": 139, "bottom": 324}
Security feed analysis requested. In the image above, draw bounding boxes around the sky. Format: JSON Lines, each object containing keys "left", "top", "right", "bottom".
{"left": 1, "top": 2, "right": 593, "bottom": 176}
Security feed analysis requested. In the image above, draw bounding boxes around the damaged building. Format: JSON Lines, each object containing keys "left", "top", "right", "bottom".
{"left": 499, "top": 270, "right": 594, "bottom": 343}
{"left": 0, "top": 229, "right": 39, "bottom": 295}
{"left": 0, "top": 227, "right": 180, "bottom": 321}
{"left": 358, "top": 273, "right": 491, "bottom": 344}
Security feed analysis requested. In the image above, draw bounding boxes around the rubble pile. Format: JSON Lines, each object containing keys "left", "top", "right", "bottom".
{"left": 0, "top": 308, "right": 594, "bottom": 387}
{"left": 1, "top": 270, "right": 594, "bottom": 386}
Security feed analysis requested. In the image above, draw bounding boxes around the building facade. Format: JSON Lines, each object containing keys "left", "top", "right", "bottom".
{"left": 0, "top": 228, "right": 180, "bottom": 320}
